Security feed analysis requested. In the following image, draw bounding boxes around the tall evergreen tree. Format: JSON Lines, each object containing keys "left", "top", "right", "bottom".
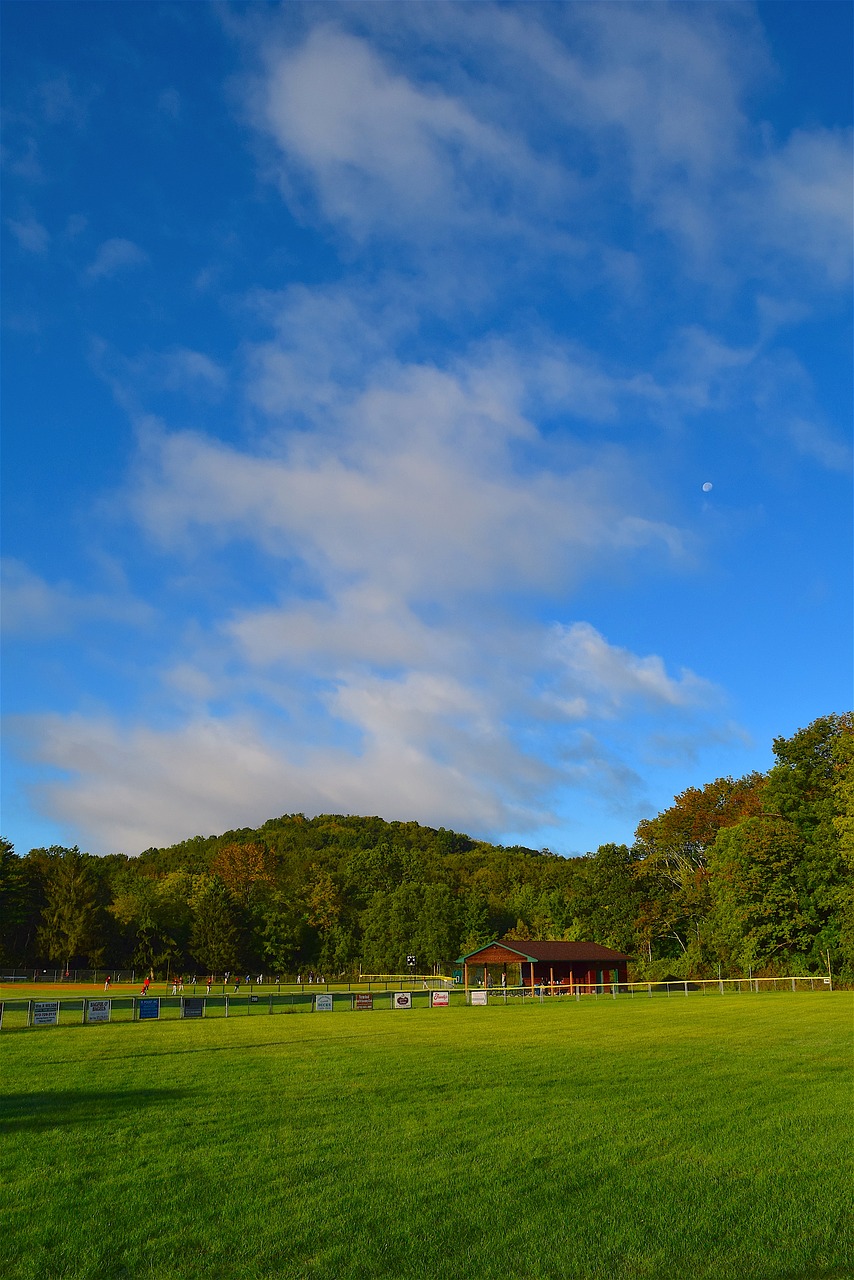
{"left": 189, "top": 879, "right": 239, "bottom": 972}
{"left": 36, "top": 847, "right": 103, "bottom": 967}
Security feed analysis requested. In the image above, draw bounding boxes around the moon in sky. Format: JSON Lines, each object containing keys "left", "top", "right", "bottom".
{"left": 702, "top": 482, "right": 713, "bottom": 492}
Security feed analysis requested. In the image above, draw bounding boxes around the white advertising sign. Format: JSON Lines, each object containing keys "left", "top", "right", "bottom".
{"left": 392, "top": 992, "right": 412, "bottom": 1010}
{"left": 32, "top": 1001, "right": 60, "bottom": 1026}
{"left": 431, "top": 990, "right": 450, "bottom": 1007}
{"left": 469, "top": 990, "right": 488, "bottom": 1006}
{"left": 315, "top": 994, "right": 333, "bottom": 1011}
{"left": 87, "top": 1000, "right": 111, "bottom": 1023}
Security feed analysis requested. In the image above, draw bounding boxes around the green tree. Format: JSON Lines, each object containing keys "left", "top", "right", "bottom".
{"left": 635, "top": 774, "right": 766, "bottom": 887}
{"left": 708, "top": 816, "right": 810, "bottom": 971}
{"left": 411, "top": 882, "right": 459, "bottom": 971}
{"left": 0, "top": 840, "right": 34, "bottom": 964}
{"left": 189, "top": 878, "right": 239, "bottom": 972}
{"left": 571, "top": 845, "right": 646, "bottom": 956}
{"left": 763, "top": 713, "right": 854, "bottom": 967}
{"left": 257, "top": 893, "right": 306, "bottom": 973}
{"left": 458, "top": 891, "right": 491, "bottom": 955}
{"left": 109, "top": 869, "right": 194, "bottom": 974}
{"left": 36, "top": 846, "right": 103, "bottom": 967}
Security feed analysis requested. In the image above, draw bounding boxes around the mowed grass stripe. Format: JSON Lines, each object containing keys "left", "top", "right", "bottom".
{"left": 1, "top": 994, "right": 849, "bottom": 1280}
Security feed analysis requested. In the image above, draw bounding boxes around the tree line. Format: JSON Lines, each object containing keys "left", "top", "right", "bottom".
{"left": 2, "top": 713, "right": 852, "bottom": 981}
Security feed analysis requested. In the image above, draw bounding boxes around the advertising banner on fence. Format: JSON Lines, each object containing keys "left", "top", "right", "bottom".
{"left": 182, "top": 998, "right": 204, "bottom": 1019}
{"left": 469, "top": 990, "right": 488, "bottom": 1006}
{"left": 315, "top": 994, "right": 333, "bottom": 1011}
{"left": 355, "top": 993, "right": 373, "bottom": 1010}
{"left": 87, "top": 1000, "right": 111, "bottom": 1023}
{"left": 431, "top": 990, "right": 450, "bottom": 1007}
{"left": 138, "top": 998, "right": 160, "bottom": 1021}
{"left": 32, "top": 1001, "right": 60, "bottom": 1026}
{"left": 393, "top": 992, "right": 412, "bottom": 1010}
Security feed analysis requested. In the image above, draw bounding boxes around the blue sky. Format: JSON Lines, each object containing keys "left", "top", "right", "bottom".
{"left": 2, "top": 1, "right": 851, "bottom": 858}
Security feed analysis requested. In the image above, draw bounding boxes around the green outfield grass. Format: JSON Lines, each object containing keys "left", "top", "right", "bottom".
{"left": 0, "top": 993, "right": 850, "bottom": 1280}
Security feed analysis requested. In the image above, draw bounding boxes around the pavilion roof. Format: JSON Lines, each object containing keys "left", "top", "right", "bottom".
{"left": 457, "top": 939, "right": 632, "bottom": 964}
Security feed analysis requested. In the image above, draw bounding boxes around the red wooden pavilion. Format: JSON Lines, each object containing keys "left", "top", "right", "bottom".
{"left": 457, "top": 939, "right": 630, "bottom": 994}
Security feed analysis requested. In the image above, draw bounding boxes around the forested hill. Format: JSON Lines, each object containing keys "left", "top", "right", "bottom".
{"left": 2, "top": 713, "right": 852, "bottom": 980}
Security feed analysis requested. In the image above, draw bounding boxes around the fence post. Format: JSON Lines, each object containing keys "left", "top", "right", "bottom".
{"left": 225, "top": 995, "right": 229, "bottom": 1018}
{"left": 684, "top": 981, "right": 688, "bottom": 997}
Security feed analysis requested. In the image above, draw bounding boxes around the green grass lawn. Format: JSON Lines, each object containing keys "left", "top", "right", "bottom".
{"left": 0, "top": 993, "right": 850, "bottom": 1280}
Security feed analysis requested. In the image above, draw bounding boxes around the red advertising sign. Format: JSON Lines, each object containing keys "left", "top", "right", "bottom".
{"left": 355, "top": 993, "right": 373, "bottom": 1010}
{"left": 431, "top": 990, "right": 450, "bottom": 1007}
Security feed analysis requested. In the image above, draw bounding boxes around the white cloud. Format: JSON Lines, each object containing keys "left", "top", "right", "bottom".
{"left": 7, "top": 215, "right": 49, "bottom": 254}
{"left": 129, "top": 352, "right": 684, "bottom": 599}
{"left": 754, "top": 127, "right": 853, "bottom": 287}
{"left": 162, "top": 347, "right": 227, "bottom": 391}
{"left": 86, "top": 237, "right": 147, "bottom": 281}
{"left": 255, "top": 24, "right": 561, "bottom": 240}
{"left": 248, "top": 5, "right": 850, "bottom": 299}
{"left": 1, "top": 559, "right": 152, "bottom": 638}
{"left": 785, "top": 417, "right": 851, "bottom": 473}
{"left": 549, "top": 622, "right": 718, "bottom": 719}
{"left": 20, "top": 602, "right": 723, "bottom": 853}
{"left": 20, "top": 708, "right": 554, "bottom": 854}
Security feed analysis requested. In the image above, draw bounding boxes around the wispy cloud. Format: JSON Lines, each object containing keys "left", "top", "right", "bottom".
{"left": 1, "top": 559, "right": 152, "bottom": 638}
{"left": 254, "top": 24, "right": 561, "bottom": 243}
{"left": 86, "top": 237, "right": 147, "bottom": 281}
{"left": 7, "top": 214, "right": 50, "bottom": 254}
{"left": 548, "top": 623, "right": 717, "bottom": 719}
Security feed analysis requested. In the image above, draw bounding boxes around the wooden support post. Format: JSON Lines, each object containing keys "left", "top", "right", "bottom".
{"left": 549, "top": 966, "right": 554, "bottom": 996}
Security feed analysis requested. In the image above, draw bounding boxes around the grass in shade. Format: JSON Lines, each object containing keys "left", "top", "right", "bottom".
{"left": 0, "top": 993, "right": 850, "bottom": 1280}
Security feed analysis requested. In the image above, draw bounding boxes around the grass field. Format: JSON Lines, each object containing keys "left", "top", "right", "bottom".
{"left": 0, "top": 993, "right": 850, "bottom": 1280}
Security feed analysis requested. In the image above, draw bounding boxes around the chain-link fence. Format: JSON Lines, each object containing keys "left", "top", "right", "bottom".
{"left": 0, "top": 968, "right": 136, "bottom": 984}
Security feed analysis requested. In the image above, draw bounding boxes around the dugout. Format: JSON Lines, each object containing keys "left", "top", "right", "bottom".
{"left": 457, "top": 940, "right": 630, "bottom": 994}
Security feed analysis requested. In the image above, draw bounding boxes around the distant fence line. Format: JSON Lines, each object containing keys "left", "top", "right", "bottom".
{"left": 0, "top": 975, "right": 835, "bottom": 1033}
{"left": 0, "top": 969, "right": 452, "bottom": 989}
{"left": 1, "top": 968, "right": 137, "bottom": 984}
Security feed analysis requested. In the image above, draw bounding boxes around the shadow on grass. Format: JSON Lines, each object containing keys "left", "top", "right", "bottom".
{"left": 0, "top": 1088, "right": 191, "bottom": 1133}
{"left": 31, "top": 1025, "right": 408, "bottom": 1065}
